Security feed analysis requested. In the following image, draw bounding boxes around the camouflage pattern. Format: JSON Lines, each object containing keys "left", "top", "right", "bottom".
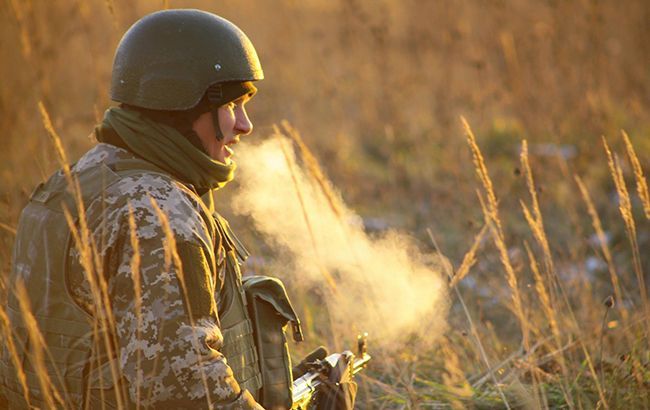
{"left": 66, "top": 143, "right": 262, "bottom": 409}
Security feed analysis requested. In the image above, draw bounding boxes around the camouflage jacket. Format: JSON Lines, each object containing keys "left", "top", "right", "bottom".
{"left": 68, "top": 143, "right": 262, "bottom": 409}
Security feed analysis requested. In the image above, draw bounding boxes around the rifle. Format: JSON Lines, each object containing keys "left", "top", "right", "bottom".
{"left": 291, "top": 334, "right": 371, "bottom": 409}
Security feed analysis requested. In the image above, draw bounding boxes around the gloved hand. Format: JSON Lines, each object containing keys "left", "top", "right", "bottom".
{"left": 315, "top": 352, "right": 358, "bottom": 410}
{"left": 292, "top": 346, "right": 328, "bottom": 380}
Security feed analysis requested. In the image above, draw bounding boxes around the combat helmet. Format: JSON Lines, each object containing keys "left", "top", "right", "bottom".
{"left": 110, "top": 9, "right": 263, "bottom": 139}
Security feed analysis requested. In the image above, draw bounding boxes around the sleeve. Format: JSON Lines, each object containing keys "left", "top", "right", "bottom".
{"left": 99, "top": 182, "right": 263, "bottom": 409}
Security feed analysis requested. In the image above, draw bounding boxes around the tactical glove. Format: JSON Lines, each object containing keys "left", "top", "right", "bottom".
{"left": 292, "top": 346, "right": 328, "bottom": 380}
{"left": 314, "top": 352, "right": 358, "bottom": 410}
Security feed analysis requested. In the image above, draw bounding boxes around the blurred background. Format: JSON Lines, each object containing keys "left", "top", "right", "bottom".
{"left": 1, "top": 0, "right": 648, "bottom": 254}
{"left": 1, "top": 0, "right": 649, "bottom": 407}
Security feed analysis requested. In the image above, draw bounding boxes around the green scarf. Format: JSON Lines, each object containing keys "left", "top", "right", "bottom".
{"left": 98, "top": 107, "right": 235, "bottom": 191}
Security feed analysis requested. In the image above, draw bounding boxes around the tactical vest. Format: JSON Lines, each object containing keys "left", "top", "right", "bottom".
{"left": 215, "top": 218, "right": 303, "bottom": 409}
{"left": 1, "top": 157, "right": 261, "bottom": 409}
{"left": 212, "top": 213, "right": 263, "bottom": 394}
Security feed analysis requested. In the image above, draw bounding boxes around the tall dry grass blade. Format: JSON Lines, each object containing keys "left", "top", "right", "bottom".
{"left": 75, "top": 0, "right": 91, "bottom": 22}
{"left": 83, "top": 318, "right": 103, "bottom": 409}
{"left": 461, "top": 117, "right": 503, "bottom": 234}
{"left": 427, "top": 227, "right": 512, "bottom": 410}
{"left": 521, "top": 141, "right": 602, "bottom": 407}
{"left": 13, "top": 281, "right": 65, "bottom": 409}
{"left": 523, "top": 240, "right": 575, "bottom": 407}
{"left": 520, "top": 141, "right": 555, "bottom": 276}
{"left": 449, "top": 224, "right": 487, "bottom": 288}
{"left": 95, "top": 160, "right": 129, "bottom": 407}
{"left": 499, "top": 31, "right": 522, "bottom": 94}
{"left": 463, "top": 117, "right": 528, "bottom": 348}
{"left": 40, "top": 100, "right": 93, "bottom": 261}
{"left": 621, "top": 130, "right": 650, "bottom": 219}
{"left": 578, "top": 340, "right": 609, "bottom": 408}
{"left": 282, "top": 120, "right": 344, "bottom": 219}
{"left": 512, "top": 145, "right": 608, "bottom": 408}
{"left": 8, "top": 0, "right": 32, "bottom": 61}
{"left": 0, "top": 305, "right": 31, "bottom": 407}
{"left": 478, "top": 194, "right": 529, "bottom": 349}
{"left": 0, "top": 221, "right": 17, "bottom": 235}
{"left": 522, "top": 140, "right": 611, "bottom": 405}
{"left": 104, "top": 0, "right": 118, "bottom": 28}
{"left": 62, "top": 207, "right": 127, "bottom": 409}
{"left": 92, "top": 233, "right": 128, "bottom": 398}
{"left": 523, "top": 242, "right": 560, "bottom": 347}
{"left": 603, "top": 137, "right": 649, "bottom": 328}
{"left": 39, "top": 102, "right": 91, "bottom": 265}
{"left": 280, "top": 121, "right": 386, "bottom": 328}
{"left": 574, "top": 176, "right": 627, "bottom": 321}
{"left": 439, "top": 337, "right": 473, "bottom": 409}
{"left": 127, "top": 204, "right": 143, "bottom": 410}
{"left": 519, "top": 142, "right": 572, "bottom": 353}
{"left": 519, "top": 203, "right": 566, "bottom": 363}
{"left": 40, "top": 100, "right": 126, "bottom": 406}
{"left": 38, "top": 102, "right": 72, "bottom": 180}
{"left": 598, "top": 296, "right": 614, "bottom": 389}
{"left": 276, "top": 131, "right": 338, "bottom": 292}
{"left": 148, "top": 196, "right": 214, "bottom": 407}
{"left": 520, "top": 201, "right": 552, "bottom": 275}
{"left": 42, "top": 100, "right": 127, "bottom": 406}
{"left": 522, "top": 220, "right": 605, "bottom": 408}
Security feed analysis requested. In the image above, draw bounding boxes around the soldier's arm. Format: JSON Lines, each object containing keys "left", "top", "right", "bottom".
{"left": 73, "top": 174, "right": 263, "bottom": 409}
{"left": 110, "top": 235, "right": 261, "bottom": 409}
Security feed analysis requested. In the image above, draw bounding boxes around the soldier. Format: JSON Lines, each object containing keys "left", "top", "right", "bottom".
{"left": 2, "top": 9, "right": 268, "bottom": 409}
{"left": 2, "top": 9, "right": 359, "bottom": 410}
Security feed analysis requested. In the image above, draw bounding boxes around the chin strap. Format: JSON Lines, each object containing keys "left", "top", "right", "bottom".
{"left": 207, "top": 84, "right": 225, "bottom": 141}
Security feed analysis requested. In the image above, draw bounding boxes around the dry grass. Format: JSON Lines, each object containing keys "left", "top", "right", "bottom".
{"left": 603, "top": 138, "right": 649, "bottom": 336}
{"left": 14, "top": 282, "right": 64, "bottom": 409}
{"left": 1, "top": 1, "right": 649, "bottom": 408}
{"left": 463, "top": 117, "right": 528, "bottom": 351}
{"left": 622, "top": 130, "right": 650, "bottom": 219}
{"left": 126, "top": 204, "right": 143, "bottom": 408}
{"left": 0, "top": 301, "right": 31, "bottom": 407}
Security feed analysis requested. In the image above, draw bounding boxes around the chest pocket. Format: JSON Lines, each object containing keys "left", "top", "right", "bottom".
{"left": 243, "top": 275, "right": 303, "bottom": 409}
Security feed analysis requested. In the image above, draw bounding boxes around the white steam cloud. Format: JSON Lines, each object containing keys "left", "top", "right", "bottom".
{"left": 232, "top": 136, "right": 448, "bottom": 349}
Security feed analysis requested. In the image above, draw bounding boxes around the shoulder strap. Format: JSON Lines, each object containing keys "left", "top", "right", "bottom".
{"left": 213, "top": 212, "right": 250, "bottom": 262}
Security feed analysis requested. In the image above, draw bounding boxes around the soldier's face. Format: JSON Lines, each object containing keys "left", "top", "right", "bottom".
{"left": 192, "top": 94, "right": 253, "bottom": 164}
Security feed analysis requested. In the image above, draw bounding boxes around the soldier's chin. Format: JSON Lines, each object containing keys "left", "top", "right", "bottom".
{"left": 222, "top": 146, "right": 234, "bottom": 164}
{"left": 210, "top": 148, "right": 230, "bottom": 164}
{"left": 218, "top": 154, "right": 232, "bottom": 165}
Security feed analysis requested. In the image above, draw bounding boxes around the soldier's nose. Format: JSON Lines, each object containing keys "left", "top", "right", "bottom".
{"left": 236, "top": 107, "right": 253, "bottom": 136}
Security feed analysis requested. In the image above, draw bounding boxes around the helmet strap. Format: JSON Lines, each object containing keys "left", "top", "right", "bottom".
{"left": 210, "top": 106, "right": 224, "bottom": 141}
{"left": 207, "top": 84, "right": 225, "bottom": 141}
{"left": 205, "top": 81, "right": 257, "bottom": 142}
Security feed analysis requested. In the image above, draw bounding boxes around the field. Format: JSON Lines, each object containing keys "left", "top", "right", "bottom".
{"left": 1, "top": 0, "right": 649, "bottom": 408}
